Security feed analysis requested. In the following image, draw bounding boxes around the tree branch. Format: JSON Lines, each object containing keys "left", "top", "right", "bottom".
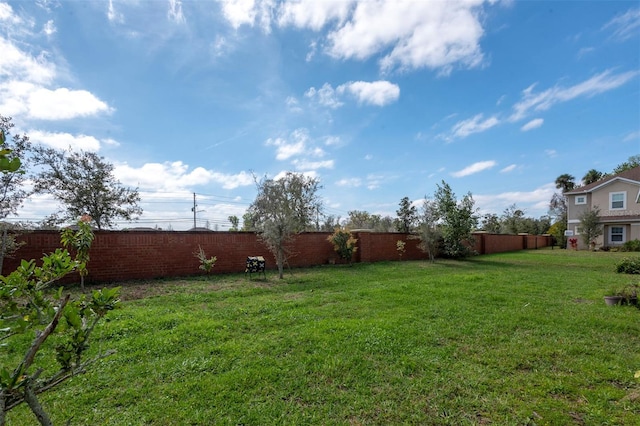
{"left": 22, "top": 294, "right": 70, "bottom": 372}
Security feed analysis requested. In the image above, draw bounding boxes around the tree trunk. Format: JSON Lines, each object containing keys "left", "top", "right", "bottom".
{"left": 24, "top": 383, "right": 52, "bottom": 426}
{"left": 277, "top": 247, "right": 284, "bottom": 279}
{"left": 1, "top": 392, "right": 6, "bottom": 426}
{"left": 0, "top": 227, "right": 6, "bottom": 274}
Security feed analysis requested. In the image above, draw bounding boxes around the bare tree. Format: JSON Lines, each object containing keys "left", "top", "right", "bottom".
{"left": 247, "top": 172, "right": 322, "bottom": 279}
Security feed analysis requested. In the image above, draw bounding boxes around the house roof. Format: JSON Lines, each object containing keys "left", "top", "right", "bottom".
{"left": 565, "top": 166, "right": 640, "bottom": 195}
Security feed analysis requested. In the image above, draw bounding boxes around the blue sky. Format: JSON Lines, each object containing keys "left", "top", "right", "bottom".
{"left": 1, "top": 1, "right": 638, "bottom": 230}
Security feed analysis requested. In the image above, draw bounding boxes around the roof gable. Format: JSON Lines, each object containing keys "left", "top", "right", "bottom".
{"left": 566, "top": 166, "right": 640, "bottom": 195}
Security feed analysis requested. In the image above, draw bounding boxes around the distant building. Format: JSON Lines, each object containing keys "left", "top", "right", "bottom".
{"left": 565, "top": 166, "right": 640, "bottom": 249}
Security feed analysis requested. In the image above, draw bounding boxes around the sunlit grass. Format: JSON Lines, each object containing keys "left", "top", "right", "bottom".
{"left": 4, "top": 249, "right": 639, "bottom": 425}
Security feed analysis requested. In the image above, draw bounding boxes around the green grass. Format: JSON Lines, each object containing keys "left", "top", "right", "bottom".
{"left": 4, "top": 249, "right": 640, "bottom": 425}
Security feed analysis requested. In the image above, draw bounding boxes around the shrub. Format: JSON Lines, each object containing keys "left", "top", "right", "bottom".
{"left": 327, "top": 228, "right": 358, "bottom": 264}
{"left": 615, "top": 257, "right": 640, "bottom": 274}
{"left": 194, "top": 246, "right": 217, "bottom": 274}
{"left": 621, "top": 239, "right": 640, "bottom": 252}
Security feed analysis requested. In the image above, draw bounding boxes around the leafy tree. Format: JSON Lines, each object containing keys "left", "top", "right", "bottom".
{"left": 395, "top": 196, "right": 417, "bottom": 233}
{"left": 479, "top": 213, "right": 501, "bottom": 233}
{"left": 554, "top": 174, "right": 576, "bottom": 193}
{"left": 0, "top": 116, "right": 31, "bottom": 218}
{"left": 327, "top": 228, "right": 357, "bottom": 264}
{"left": 0, "top": 219, "right": 120, "bottom": 426}
{"left": 612, "top": 154, "right": 640, "bottom": 174}
{"left": 345, "top": 210, "right": 394, "bottom": 232}
{"left": 0, "top": 117, "right": 32, "bottom": 271}
{"left": 241, "top": 211, "right": 255, "bottom": 231}
{"left": 415, "top": 197, "right": 441, "bottom": 262}
{"left": 434, "top": 181, "right": 478, "bottom": 258}
{"left": 501, "top": 204, "right": 525, "bottom": 234}
{"left": 579, "top": 206, "right": 603, "bottom": 249}
{"left": 319, "top": 214, "right": 341, "bottom": 232}
{"left": 582, "top": 169, "right": 604, "bottom": 185}
{"left": 34, "top": 149, "right": 142, "bottom": 230}
{"left": 548, "top": 173, "right": 576, "bottom": 248}
{"left": 228, "top": 215, "right": 239, "bottom": 231}
{"left": 346, "top": 210, "right": 374, "bottom": 229}
{"left": 247, "top": 172, "right": 322, "bottom": 279}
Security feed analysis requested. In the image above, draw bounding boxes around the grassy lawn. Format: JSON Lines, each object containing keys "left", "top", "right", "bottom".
{"left": 4, "top": 249, "right": 640, "bottom": 425}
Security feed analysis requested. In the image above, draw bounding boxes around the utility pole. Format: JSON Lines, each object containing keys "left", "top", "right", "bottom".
{"left": 191, "top": 193, "right": 197, "bottom": 229}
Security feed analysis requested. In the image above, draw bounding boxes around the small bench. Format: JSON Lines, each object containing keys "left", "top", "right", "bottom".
{"left": 245, "top": 256, "right": 266, "bottom": 279}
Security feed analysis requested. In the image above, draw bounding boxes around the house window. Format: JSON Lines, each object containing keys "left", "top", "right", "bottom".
{"left": 575, "top": 226, "right": 582, "bottom": 235}
{"left": 575, "top": 195, "right": 586, "bottom": 205}
{"left": 610, "top": 226, "right": 625, "bottom": 244}
{"left": 610, "top": 192, "right": 626, "bottom": 210}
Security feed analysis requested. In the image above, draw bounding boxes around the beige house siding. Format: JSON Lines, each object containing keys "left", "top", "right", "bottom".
{"left": 565, "top": 166, "right": 640, "bottom": 250}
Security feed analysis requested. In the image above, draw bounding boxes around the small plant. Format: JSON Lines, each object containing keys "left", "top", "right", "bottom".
{"left": 615, "top": 257, "right": 640, "bottom": 274}
{"left": 569, "top": 238, "right": 578, "bottom": 250}
{"left": 605, "top": 283, "right": 639, "bottom": 306}
{"left": 194, "top": 246, "right": 217, "bottom": 274}
{"left": 61, "top": 214, "right": 95, "bottom": 292}
{"left": 621, "top": 239, "right": 640, "bottom": 252}
{"left": 327, "top": 228, "right": 358, "bottom": 264}
{"left": 0, "top": 226, "right": 120, "bottom": 425}
{"left": 396, "top": 240, "right": 406, "bottom": 260}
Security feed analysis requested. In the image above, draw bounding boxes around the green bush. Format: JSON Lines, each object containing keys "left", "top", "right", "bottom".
{"left": 621, "top": 239, "right": 640, "bottom": 252}
{"left": 615, "top": 257, "right": 640, "bottom": 274}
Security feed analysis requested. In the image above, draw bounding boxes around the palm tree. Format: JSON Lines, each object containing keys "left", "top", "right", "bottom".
{"left": 554, "top": 174, "right": 576, "bottom": 193}
{"left": 582, "top": 169, "right": 604, "bottom": 185}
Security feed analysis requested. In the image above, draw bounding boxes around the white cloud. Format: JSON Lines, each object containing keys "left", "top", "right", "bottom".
{"left": 474, "top": 183, "right": 556, "bottom": 216}
{"left": 324, "top": 135, "right": 341, "bottom": 146}
{"left": 500, "top": 164, "right": 517, "bottom": 173}
{"left": 510, "top": 70, "right": 639, "bottom": 122}
{"left": 366, "top": 174, "right": 385, "bottom": 190}
{"left": 450, "top": 114, "right": 500, "bottom": 139}
{"left": 220, "top": 0, "right": 258, "bottom": 29}
{"left": 29, "top": 130, "right": 101, "bottom": 151}
{"left": 337, "top": 80, "right": 399, "bottom": 106}
{"left": 292, "top": 159, "right": 334, "bottom": 171}
{"left": 336, "top": 177, "right": 362, "bottom": 187}
{"left": 305, "top": 83, "right": 343, "bottom": 108}
{"left": 168, "top": 0, "right": 186, "bottom": 24}
{"left": 115, "top": 161, "right": 254, "bottom": 191}
{"left": 0, "top": 37, "right": 55, "bottom": 84}
{"left": 107, "top": 0, "right": 124, "bottom": 23}
{"left": 623, "top": 130, "right": 640, "bottom": 142}
{"left": 278, "top": 0, "right": 352, "bottom": 31}
{"left": 306, "top": 80, "right": 399, "bottom": 108}
{"left": 0, "top": 2, "right": 22, "bottom": 24}
{"left": 603, "top": 7, "right": 640, "bottom": 41}
{"left": 42, "top": 19, "right": 56, "bottom": 36}
{"left": 102, "top": 138, "right": 121, "bottom": 147}
{"left": 222, "top": 0, "right": 491, "bottom": 74}
{"left": 521, "top": 118, "right": 544, "bottom": 132}
{"left": 451, "top": 160, "right": 496, "bottom": 177}
{"left": 265, "top": 128, "right": 309, "bottom": 160}
{"left": 27, "top": 87, "right": 112, "bottom": 120}
{"left": 545, "top": 149, "right": 557, "bottom": 158}
{"left": 285, "top": 95, "right": 303, "bottom": 113}
{"left": 0, "top": 36, "right": 113, "bottom": 120}
{"left": 326, "top": 1, "right": 487, "bottom": 74}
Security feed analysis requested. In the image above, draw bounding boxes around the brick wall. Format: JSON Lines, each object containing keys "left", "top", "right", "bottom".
{"left": 2, "top": 230, "right": 552, "bottom": 284}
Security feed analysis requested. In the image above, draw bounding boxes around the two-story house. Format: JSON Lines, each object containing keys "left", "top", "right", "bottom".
{"left": 565, "top": 166, "right": 640, "bottom": 249}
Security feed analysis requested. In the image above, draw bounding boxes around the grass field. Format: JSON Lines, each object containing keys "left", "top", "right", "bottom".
{"left": 4, "top": 249, "right": 640, "bottom": 425}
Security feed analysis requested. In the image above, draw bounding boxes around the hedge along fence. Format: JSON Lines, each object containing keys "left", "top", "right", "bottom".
{"left": 1, "top": 230, "right": 552, "bottom": 284}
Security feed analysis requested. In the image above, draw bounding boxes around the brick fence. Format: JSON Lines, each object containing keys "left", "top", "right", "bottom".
{"left": 1, "top": 230, "right": 552, "bottom": 284}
